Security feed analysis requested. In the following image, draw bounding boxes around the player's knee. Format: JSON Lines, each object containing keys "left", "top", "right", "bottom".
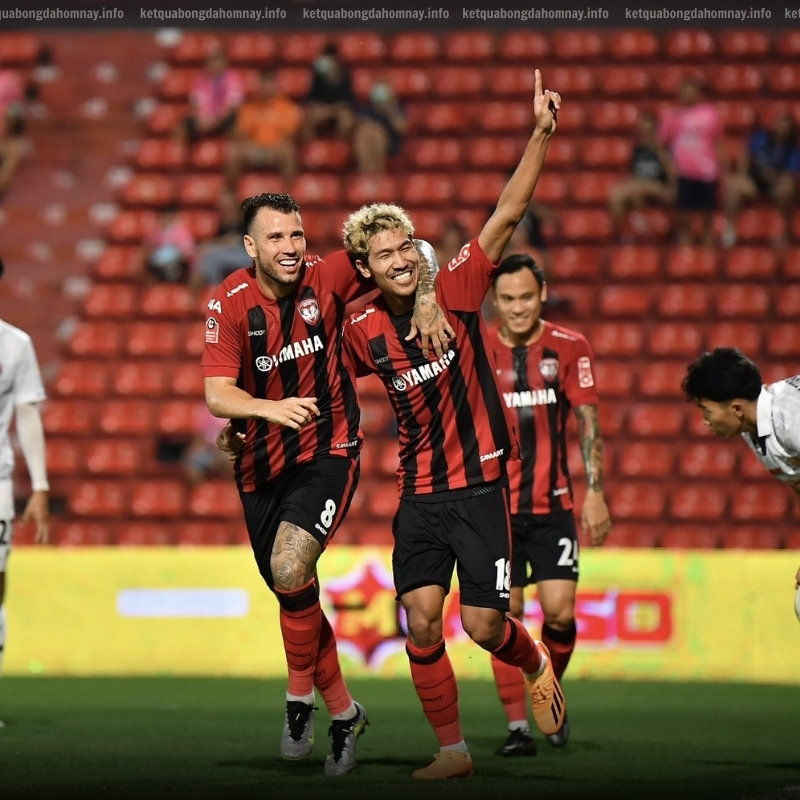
{"left": 543, "top": 608, "right": 575, "bottom": 631}
{"left": 405, "top": 610, "right": 443, "bottom": 648}
{"left": 269, "top": 553, "right": 310, "bottom": 591}
{"left": 508, "top": 596, "right": 525, "bottom": 620}
{"left": 462, "top": 610, "right": 505, "bottom": 651}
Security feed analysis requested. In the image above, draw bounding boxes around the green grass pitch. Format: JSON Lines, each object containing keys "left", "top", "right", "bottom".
{"left": 0, "top": 677, "right": 798, "bottom": 800}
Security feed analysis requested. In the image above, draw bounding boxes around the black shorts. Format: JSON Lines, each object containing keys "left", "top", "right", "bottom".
{"left": 392, "top": 482, "right": 512, "bottom": 611}
{"left": 239, "top": 455, "right": 359, "bottom": 590}
{"left": 510, "top": 509, "right": 579, "bottom": 587}
{"left": 676, "top": 177, "right": 718, "bottom": 211}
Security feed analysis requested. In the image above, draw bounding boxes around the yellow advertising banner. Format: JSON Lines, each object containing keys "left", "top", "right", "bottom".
{"left": 4, "top": 547, "right": 799, "bottom": 683}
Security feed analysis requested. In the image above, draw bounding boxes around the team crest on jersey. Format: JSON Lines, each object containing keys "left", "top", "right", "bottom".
{"left": 255, "top": 356, "right": 273, "bottom": 373}
{"left": 577, "top": 356, "right": 594, "bottom": 388}
{"left": 392, "top": 376, "right": 408, "bottom": 391}
{"left": 539, "top": 358, "right": 559, "bottom": 380}
{"left": 205, "top": 317, "right": 219, "bottom": 344}
{"left": 298, "top": 297, "right": 320, "bottom": 326}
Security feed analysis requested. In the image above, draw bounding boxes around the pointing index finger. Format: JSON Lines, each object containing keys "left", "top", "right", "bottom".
{"left": 534, "top": 68, "right": 542, "bottom": 98}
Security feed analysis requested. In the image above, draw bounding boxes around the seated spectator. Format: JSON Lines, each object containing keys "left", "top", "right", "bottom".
{"left": 659, "top": 77, "right": 727, "bottom": 246}
{"left": 300, "top": 42, "right": 356, "bottom": 143}
{"left": 145, "top": 207, "right": 196, "bottom": 282}
{"left": 434, "top": 218, "right": 467, "bottom": 267}
{"left": 226, "top": 71, "right": 301, "bottom": 190}
{"left": 722, "top": 111, "right": 800, "bottom": 248}
{"left": 353, "top": 80, "right": 407, "bottom": 174}
{"left": 0, "top": 69, "right": 29, "bottom": 196}
{"left": 609, "top": 112, "right": 676, "bottom": 240}
{"left": 182, "top": 44, "right": 244, "bottom": 146}
{"left": 183, "top": 403, "right": 233, "bottom": 484}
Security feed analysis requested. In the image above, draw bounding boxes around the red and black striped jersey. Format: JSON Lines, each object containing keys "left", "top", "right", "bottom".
{"left": 486, "top": 321, "right": 599, "bottom": 515}
{"left": 343, "top": 238, "right": 518, "bottom": 498}
{"left": 202, "top": 252, "right": 371, "bottom": 491}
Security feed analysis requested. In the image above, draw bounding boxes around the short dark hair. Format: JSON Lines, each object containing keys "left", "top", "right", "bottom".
{"left": 241, "top": 193, "right": 301, "bottom": 234}
{"left": 493, "top": 253, "right": 545, "bottom": 290}
{"left": 682, "top": 347, "right": 762, "bottom": 403}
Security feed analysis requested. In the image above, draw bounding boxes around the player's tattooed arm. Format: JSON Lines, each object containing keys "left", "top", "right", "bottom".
{"left": 408, "top": 240, "right": 455, "bottom": 361}
{"left": 575, "top": 404, "right": 604, "bottom": 492}
{"left": 271, "top": 522, "right": 323, "bottom": 590}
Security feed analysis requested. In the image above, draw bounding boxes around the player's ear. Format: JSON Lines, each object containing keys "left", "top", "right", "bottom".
{"left": 243, "top": 234, "right": 257, "bottom": 259}
{"left": 540, "top": 281, "right": 548, "bottom": 304}
{"left": 354, "top": 258, "right": 371, "bottom": 279}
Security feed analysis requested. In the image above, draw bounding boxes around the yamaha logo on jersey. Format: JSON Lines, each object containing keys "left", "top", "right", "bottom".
{"left": 540, "top": 358, "right": 559, "bottom": 380}
{"left": 298, "top": 297, "right": 320, "bottom": 326}
{"left": 255, "top": 356, "right": 273, "bottom": 373}
{"left": 392, "top": 376, "right": 408, "bottom": 391}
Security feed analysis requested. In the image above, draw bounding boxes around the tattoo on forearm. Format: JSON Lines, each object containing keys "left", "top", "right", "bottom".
{"left": 416, "top": 249, "right": 435, "bottom": 296}
{"left": 270, "top": 522, "right": 322, "bottom": 589}
{"left": 575, "top": 404, "right": 604, "bottom": 492}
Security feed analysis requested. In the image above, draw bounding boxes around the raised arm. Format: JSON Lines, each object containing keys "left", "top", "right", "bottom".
{"left": 478, "top": 69, "right": 560, "bottom": 264}
{"left": 408, "top": 238, "right": 455, "bottom": 359}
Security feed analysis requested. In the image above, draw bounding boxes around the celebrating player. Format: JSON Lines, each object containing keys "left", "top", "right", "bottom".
{"left": 486, "top": 253, "right": 611, "bottom": 756}
{"left": 339, "top": 70, "right": 564, "bottom": 779}
{"left": 201, "top": 192, "right": 450, "bottom": 776}
{"left": 0, "top": 259, "right": 50, "bottom": 727}
{"left": 682, "top": 347, "right": 800, "bottom": 589}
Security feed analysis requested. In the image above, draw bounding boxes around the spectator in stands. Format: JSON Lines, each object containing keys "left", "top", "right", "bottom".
{"left": 183, "top": 403, "right": 233, "bottom": 484}
{"left": 609, "top": 112, "right": 676, "bottom": 241}
{"left": 353, "top": 80, "right": 407, "bottom": 174}
{"left": 0, "top": 69, "right": 29, "bottom": 196}
{"left": 226, "top": 71, "right": 302, "bottom": 190}
{"left": 182, "top": 44, "right": 244, "bottom": 146}
{"left": 722, "top": 111, "right": 800, "bottom": 248}
{"left": 435, "top": 218, "right": 467, "bottom": 267}
{"left": 300, "top": 42, "right": 356, "bottom": 143}
{"left": 659, "top": 77, "right": 727, "bottom": 246}
{"left": 145, "top": 206, "right": 196, "bottom": 282}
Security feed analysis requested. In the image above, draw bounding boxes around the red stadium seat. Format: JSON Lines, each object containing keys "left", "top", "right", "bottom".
{"left": 407, "top": 138, "right": 462, "bottom": 170}
{"left": 402, "top": 173, "right": 455, "bottom": 206}
{"left": 656, "top": 285, "right": 711, "bottom": 318}
{"left": 605, "top": 524, "right": 661, "bottom": 548}
{"left": 467, "top": 137, "right": 526, "bottom": 170}
{"left": 93, "top": 247, "right": 143, "bottom": 281}
{"left": 617, "top": 442, "right": 675, "bottom": 478}
{"left": 498, "top": 31, "right": 549, "bottom": 60}
{"left": 85, "top": 439, "right": 143, "bottom": 476}
{"left": 457, "top": 173, "right": 507, "bottom": 206}
{"left": 170, "top": 33, "right": 218, "bottom": 65}
{"left": 111, "top": 363, "right": 166, "bottom": 397}
{"left": 42, "top": 401, "right": 95, "bottom": 436}
{"left": 596, "top": 67, "right": 650, "bottom": 96}
{"left": 589, "top": 322, "right": 644, "bottom": 357}
{"left": 718, "top": 31, "right": 770, "bottom": 58}
{"left": 389, "top": 33, "right": 440, "bottom": 62}
{"left": 608, "top": 247, "right": 661, "bottom": 280}
{"left": 775, "top": 286, "right": 800, "bottom": 318}
{"left": 0, "top": 34, "right": 40, "bottom": 66}
{"left": 157, "top": 400, "right": 199, "bottom": 435}
{"left": 178, "top": 174, "right": 226, "bottom": 207}
{"left": 188, "top": 481, "right": 241, "bottom": 518}
{"left": 705, "top": 322, "right": 762, "bottom": 354}
{"left": 55, "top": 522, "right": 115, "bottom": 547}
{"left": 724, "top": 247, "right": 778, "bottom": 279}
{"left": 169, "top": 362, "right": 204, "bottom": 397}
{"left": 404, "top": 210, "right": 443, "bottom": 243}
{"left": 356, "top": 69, "right": 432, "bottom": 101}
{"left": 107, "top": 210, "right": 159, "bottom": 244}
{"left": 547, "top": 66, "right": 594, "bottom": 96}
{"left": 592, "top": 361, "right": 634, "bottom": 397}
{"left": 366, "top": 482, "right": 398, "bottom": 519}
{"left": 84, "top": 284, "right": 138, "bottom": 319}
{"left": 236, "top": 172, "right": 282, "bottom": 201}
{"left": 177, "top": 209, "right": 220, "bottom": 240}
{"left": 579, "top": 137, "right": 630, "bottom": 169}
{"left": 716, "top": 101, "right": 757, "bottom": 133}
{"left": 598, "top": 286, "right": 653, "bottom": 317}
{"left": 290, "top": 175, "right": 341, "bottom": 206}
{"left": 557, "top": 30, "right": 604, "bottom": 60}
{"left": 145, "top": 104, "right": 187, "bottom": 136}
{"left": 345, "top": 175, "right": 398, "bottom": 206}
{"left": 66, "top": 322, "right": 123, "bottom": 358}
{"left": 300, "top": 210, "right": 340, "bottom": 242}
{"left": 678, "top": 442, "right": 737, "bottom": 478}
{"left": 664, "top": 30, "right": 715, "bottom": 59}
{"left": 550, "top": 247, "right": 603, "bottom": 281}
{"left": 766, "top": 324, "right": 800, "bottom": 357}
{"left": 548, "top": 105, "right": 586, "bottom": 134}
{"left": 476, "top": 102, "right": 532, "bottom": 133}
{"left": 274, "top": 68, "right": 310, "bottom": 98}
{"left": 354, "top": 523, "right": 393, "bottom": 546}
{"left": 176, "top": 522, "right": 239, "bottom": 546}
{"left": 134, "top": 138, "right": 187, "bottom": 171}
{"left": 429, "top": 67, "right": 484, "bottom": 98}
{"left": 53, "top": 362, "right": 109, "bottom": 398}
{"left": 99, "top": 400, "right": 154, "bottom": 436}
{"left": 606, "top": 30, "right": 659, "bottom": 60}
{"left": 559, "top": 211, "right": 613, "bottom": 242}
{"left": 661, "top": 527, "right": 720, "bottom": 549}
{"left": 228, "top": 33, "right": 276, "bottom": 66}
{"left": 485, "top": 68, "right": 536, "bottom": 98}
{"left": 140, "top": 284, "right": 196, "bottom": 319}
{"left": 710, "top": 65, "right": 763, "bottom": 95}
{"left": 359, "top": 397, "right": 394, "bottom": 436}
{"left": 723, "top": 526, "right": 783, "bottom": 549}
{"left": 158, "top": 68, "right": 198, "bottom": 101}
{"left": 669, "top": 485, "right": 727, "bottom": 521}
{"left": 638, "top": 362, "right": 686, "bottom": 398}
{"left": 282, "top": 33, "right": 326, "bottom": 63}
{"left": 628, "top": 404, "right": 685, "bottom": 437}
{"left": 301, "top": 140, "right": 351, "bottom": 171}
{"left": 571, "top": 173, "right": 617, "bottom": 206}
{"left": 47, "top": 439, "right": 83, "bottom": 477}
{"left": 609, "top": 483, "right": 666, "bottom": 520}
{"left": 126, "top": 322, "right": 181, "bottom": 357}
{"left": 599, "top": 402, "right": 627, "bottom": 437}
{"left": 443, "top": 31, "right": 495, "bottom": 61}
{"left": 737, "top": 208, "right": 784, "bottom": 242}
{"left": 129, "top": 480, "right": 187, "bottom": 518}
{"left": 121, "top": 174, "right": 176, "bottom": 208}
{"left": 730, "top": 485, "right": 789, "bottom": 523}
{"left": 767, "top": 65, "right": 800, "bottom": 94}
{"left": 337, "top": 32, "right": 386, "bottom": 64}
{"left": 665, "top": 247, "right": 718, "bottom": 280}
{"left": 117, "top": 523, "right": 176, "bottom": 546}
{"left": 647, "top": 323, "right": 702, "bottom": 357}
{"left": 715, "top": 285, "right": 771, "bottom": 318}
{"left": 776, "top": 30, "right": 800, "bottom": 57}
{"left": 189, "top": 138, "right": 226, "bottom": 170}
{"left": 587, "top": 101, "right": 640, "bottom": 133}
{"left": 69, "top": 482, "right": 126, "bottom": 518}
{"left": 555, "top": 285, "right": 595, "bottom": 317}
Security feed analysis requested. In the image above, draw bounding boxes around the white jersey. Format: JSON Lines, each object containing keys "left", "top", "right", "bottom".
{"left": 0, "top": 320, "right": 47, "bottom": 518}
{"left": 741, "top": 376, "right": 800, "bottom": 489}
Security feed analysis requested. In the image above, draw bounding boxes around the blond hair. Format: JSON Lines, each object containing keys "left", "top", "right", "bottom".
{"left": 342, "top": 203, "right": 414, "bottom": 261}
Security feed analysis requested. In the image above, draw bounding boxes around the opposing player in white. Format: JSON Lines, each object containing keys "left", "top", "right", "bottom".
{"left": 682, "top": 347, "right": 800, "bottom": 593}
{"left": 0, "top": 260, "right": 50, "bottom": 726}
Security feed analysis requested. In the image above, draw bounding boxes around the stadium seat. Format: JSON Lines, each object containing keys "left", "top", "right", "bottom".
{"left": 403, "top": 210, "right": 443, "bottom": 243}
{"left": 651, "top": 64, "right": 699, "bottom": 96}
{"left": 107, "top": 210, "right": 159, "bottom": 244}
{"left": 365, "top": 482, "right": 398, "bottom": 519}
{"left": 116, "top": 523, "right": 176, "bottom": 546}
{"left": 547, "top": 66, "right": 594, "bottom": 96}
{"left": 593, "top": 361, "right": 635, "bottom": 397}
{"left": 609, "top": 483, "right": 666, "bottom": 520}
{"left": 298, "top": 210, "right": 339, "bottom": 243}
{"left": 407, "top": 138, "right": 462, "bottom": 169}
{"left": 42, "top": 400, "right": 95, "bottom": 436}
{"left": 126, "top": 322, "right": 181, "bottom": 358}
{"left": 337, "top": 32, "right": 386, "bottom": 64}
{"left": 177, "top": 209, "right": 220, "bottom": 240}
{"left": 579, "top": 137, "right": 630, "bottom": 168}
{"left": 275, "top": 68, "right": 310, "bottom": 98}
{"left": 140, "top": 284, "right": 196, "bottom": 319}
{"left": 656, "top": 285, "right": 712, "bottom": 318}
{"left": 628, "top": 404, "right": 685, "bottom": 437}
{"left": 353, "top": 523, "right": 393, "bottom": 546}
{"left": 767, "top": 65, "right": 800, "bottom": 94}
{"left": 498, "top": 30, "right": 549, "bottom": 60}
{"left": 664, "top": 30, "right": 715, "bottom": 59}
{"left": 596, "top": 67, "right": 651, "bottom": 96}
{"left": 402, "top": 173, "right": 455, "bottom": 205}
{"left": 678, "top": 442, "right": 737, "bottom": 478}
{"left": 176, "top": 521, "right": 239, "bottom": 546}
{"left": 93, "top": 247, "right": 143, "bottom": 281}
{"left": 604, "top": 523, "right": 661, "bottom": 548}
{"left": 557, "top": 30, "right": 604, "bottom": 60}
{"left": 189, "top": 138, "right": 227, "bottom": 170}
{"left": 111, "top": 363, "right": 166, "bottom": 397}
{"left": 551, "top": 284, "right": 596, "bottom": 317}
{"left": 360, "top": 397, "right": 394, "bottom": 436}
{"left": 738, "top": 447, "right": 777, "bottom": 479}
{"left": 550, "top": 247, "right": 603, "bottom": 281}
{"left": 737, "top": 208, "right": 784, "bottom": 242}
{"left": 228, "top": 33, "right": 276, "bottom": 66}
{"left": 606, "top": 30, "right": 659, "bottom": 60}
{"left": 669, "top": 485, "right": 727, "bottom": 521}
{"left": 444, "top": 31, "right": 495, "bottom": 61}
{"left": 457, "top": 173, "right": 507, "bottom": 206}
{"left": 730, "top": 485, "right": 789, "bottom": 523}
{"left": 608, "top": 247, "right": 661, "bottom": 280}
{"left": 765, "top": 324, "right": 800, "bottom": 357}
{"left": 83, "top": 284, "right": 138, "bottom": 319}
{"left": 560, "top": 211, "right": 613, "bottom": 242}
{"left": 648, "top": 323, "right": 702, "bottom": 357}
{"left": 571, "top": 173, "right": 617, "bottom": 206}
{"left": 715, "top": 101, "right": 757, "bottom": 133}
{"left": 99, "top": 400, "right": 154, "bottom": 435}
{"left": 549, "top": 105, "right": 587, "bottom": 134}
{"left": 718, "top": 30, "right": 770, "bottom": 59}
{"left": 467, "top": 137, "right": 527, "bottom": 170}
{"left": 66, "top": 322, "right": 123, "bottom": 358}
{"left": 485, "top": 68, "right": 536, "bottom": 98}
{"left": 188, "top": 481, "right": 241, "bottom": 518}
{"left": 715, "top": 285, "right": 771, "bottom": 318}
{"left": 121, "top": 174, "right": 176, "bottom": 208}
{"left": 157, "top": 400, "right": 200, "bottom": 435}
{"left": 282, "top": 32, "right": 326, "bottom": 63}
{"left": 544, "top": 138, "right": 577, "bottom": 168}
{"left": 85, "top": 439, "right": 143, "bottom": 476}
{"left": 661, "top": 526, "right": 720, "bottom": 549}
{"left": 723, "top": 526, "right": 783, "bottom": 550}
{"left": 0, "top": 34, "right": 40, "bottom": 66}
{"left": 685, "top": 408, "right": 712, "bottom": 439}
{"left": 389, "top": 32, "right": 440, "bottom": 62}
{"left": 589, "top": 322, "right": 644, "bottom": 357}
{"left": 289, "top": 174, "right": 341, "bottom": 207}
{"left": 52, "top": 362, "right": 109, "bottom": 398}
{"left": 705, "top": 322, "right": 761, "bottom": 354}
{"left": 145, "top": 104, "right": 187, "bottom": 136}
{"left": 476, "top": 102, "right": 532, "bottom": 133}
{"left": 710, "top": 65, "right": 763, "bottom": 95}
{"left": 599, "top": 402, "right": 627, "bottom": 437}
{"left": 665, "top": 247, "right": 718, "bottom": 279}
{"left": 723, "top": 247, "right": 778, "bottom": 279}
{"left": 170, "top": 33, "right": 218, "bottom": 65}
{"left": 616, "top": 441, "right": 675, "bottom": 478}
{"left": 776, "top": 30, "right": 800, "bottom": 57}
{"left": 598, "top": 286, "right": 653, "bottom": 317}
{"left": 69, "top": 481, "right": 126, "bottom": 517}
{"left": 235, "top": 171, "right": 280, "bottom": 202}
{"left": 345, "top": 175, "right": 397, "bottom": 206}
{"left": 158, "top": 68, "right": 198, "bottom": 101}
{"left": 587, "top": 101, "right": 640, "bottom": 133}
{"left": 775, "top": 286, "right": 800, "bottom": 318}
{"left": 134, "top": 139, "right": 186, "bottom": 171}
{"left": 638, "top": 362, "right": 686, "bottom": 398}
{"left": 46, "top": 439, "right": 83, "bottom": 477}
{"left": 429, "top": 67, "right": 484, "bottom": 98}
{"left": 301, "top": 140, "right": 351, "bottom": 171}
{"left": 129, "top": 480, "right": 187, "bottom": 519}
{"left": 56, "top": 521, "right": 115, "bottom": 547}
{"left": 169, "top": 362, "right": 204, "bottom": 396}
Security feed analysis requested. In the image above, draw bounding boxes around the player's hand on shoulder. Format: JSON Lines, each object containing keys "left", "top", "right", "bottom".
{"left": 216, "top": 423, "right": 245, "bottom": 460}
{"left": 407, "top": 292, "right": 455, "bottom": 360}
{"left": 532, "top": 68, "right": 560, "bottom": 137}
{"left": 581, "top": 489, "right": 611, "bottom": 547}
{"left": 257, "top": 397, "right": 320, "bottom": 431}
